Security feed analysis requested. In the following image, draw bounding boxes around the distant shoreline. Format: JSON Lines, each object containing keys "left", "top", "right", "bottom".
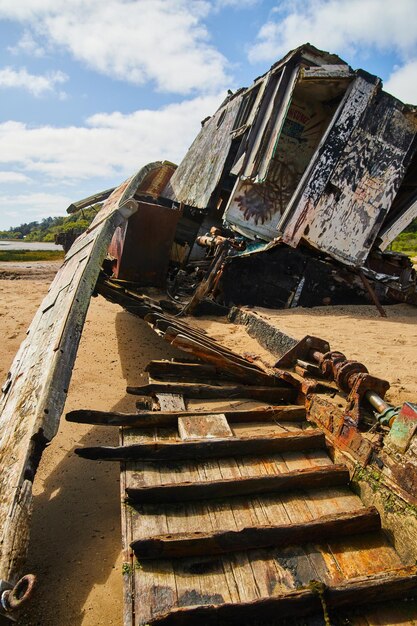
{"left": 0, "top": 239, "right": 63, "bottom": 252}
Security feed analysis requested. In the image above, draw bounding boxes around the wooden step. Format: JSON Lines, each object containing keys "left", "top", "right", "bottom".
{"left": 126, "top": 463, "right": 349, "bottom": 503}
{"left": 146, "top": 565, "right": 417, "bottom": 625}
{"left": 66, "top": 405, "right": 306, "bottom": 427}
{"left": 131, "top": 507, "right": 380, "bottom": 559}
{"left": 75, "top": 430, "right": 325, "bottom": 461}
{"left": 126, "top": 382, "right": 296, "bottom": 403}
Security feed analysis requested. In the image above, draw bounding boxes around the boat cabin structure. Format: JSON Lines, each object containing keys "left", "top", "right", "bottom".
{"left": 104, "top": 44, "right": 417, "bottom": 311}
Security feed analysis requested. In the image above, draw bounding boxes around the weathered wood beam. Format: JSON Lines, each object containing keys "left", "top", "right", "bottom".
{"left": 0, "top": 170, "right": 144, "bottom": 583}
{"left": 145, "top": 361, "right": 218, "bottom": 382}
{"left": 125, "top": 463, "right": 349, "bottom": 503}
{"left": 66, "top": 405, "right": 306, "bottom": 427}
{"left": 163, "top": 325, "right": 264, "bottom": 372}
{"left": 146, "top": 566, "right": 417, "bottom": 625}
{"left": 75, "top": 430, "right": 325, "bottom": 461}
{"left": 150, "top": 316, "right": 261, "bottom": 368}
{"left": 126, "top": 383, "right": 296, "bottom": 403}
{"left": 96, "top": 281, "right": 162, "bottom": 318}
{"left": 169, "top": 334, "right": 274, "bottom": 387}
{"left": 131, "top": 507, "right": 380, "bottom": 559}
{"left": 66, "top": 186, "right": 115, "bottom": 213}
{"left": 145, "top": 313, "right": 208, "bottom": 337}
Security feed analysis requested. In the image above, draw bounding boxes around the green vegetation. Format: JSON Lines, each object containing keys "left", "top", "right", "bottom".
{"left": 391, "top": 217, "right": 417, "bottom": 257}
{"left": 391, "top": 232, "right": 417, "bottom": 257}
{"left": 0, "top": 250, "right": 65, "bottom": 262}
{"left": 0, "top": 205, "right": 99, "bottom": 243}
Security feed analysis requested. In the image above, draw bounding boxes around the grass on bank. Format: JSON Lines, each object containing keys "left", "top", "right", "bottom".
{"left": 0, "top": 250, "right": 65, "bottom": 262}
{"left": 391, "top": 232, "right": 417, "bottom": 258}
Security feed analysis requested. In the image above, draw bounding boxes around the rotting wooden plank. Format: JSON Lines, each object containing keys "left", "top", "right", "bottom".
{"left": 213, "top": 456, "right": 297, "bottom": 600}
{"left": 234, "top": 449, "right": 328, "bottom": 588}
{"left": 164, "top": 459, "right": 233, "bottom": 610}
{"left": 158, "top": 320, "right": 259, "bottom": 366}
{"left": 126, "top": 382, "right": 296, "bottom": 403}
{"left": 125, "top": 464, "right": 349, "bottom": 503}
{"left": 145, "top": 313, "right": 208, "bottom": 337}
{"left": 178, "top": 414, "right": 233, "bottom": 440}
{"left": 146, "top": 565, "right": 417, "bottom": 626}
{"left": 162, "top": 326, "right": 269, "bottom": 374}
{"left": 0, "top": 165, "right": 161, "bottom": 583}
{"left": 169, "top": 334, "right": 275, "bottom": 386}
{"left": 66, "top": 405, "right": 305, "bottom": 427}
{"left": 75, "top": 430, "right": 325, "bottom": 461}
{"left": 135, "top": 400, "right": 239, "bottom": 615}
{"left": 122, "top": 422, "right": 180, "bottom": 626}
{"left": 145, "top": 361, "right": 218, "bottom": 382}
{"left": 96, "top": 278, "right": 164, "bottom": 315}
{"left": 120, "top": 430, "right": 135, "bottom": 626}
{"left": 181, "top": 415, "right": 280, "bottom": 606}
{"left": 196, "top": 459, "right": 262, "bottom": 604}
{"left": 131, "top": 507, "right": 380, "bottom": 559}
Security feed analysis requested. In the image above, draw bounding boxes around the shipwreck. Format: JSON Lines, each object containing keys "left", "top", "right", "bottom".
{"left": 1, "top": 44, "right": 417, "bottom": 625}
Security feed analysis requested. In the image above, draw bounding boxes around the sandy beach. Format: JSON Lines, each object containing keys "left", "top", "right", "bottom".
{"left": 1, "top": 261, "right": 417, "bottom": 625}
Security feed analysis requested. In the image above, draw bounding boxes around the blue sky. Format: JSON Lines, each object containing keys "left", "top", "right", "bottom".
{"left": 0, "top": 0, "right": 416, "bottom": 230}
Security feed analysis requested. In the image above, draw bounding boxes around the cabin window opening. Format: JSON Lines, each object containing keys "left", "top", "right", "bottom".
{"left": 266, "top": 78, "right": 347, "bottom": 218}
{"left": 223, "top": 73, "right": 351, "bottom": 242}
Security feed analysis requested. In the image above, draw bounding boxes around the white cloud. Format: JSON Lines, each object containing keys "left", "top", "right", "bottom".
{"left": 385, "top": 60, "right": 417, "bottom": 104}
{"left": 0, "top": 93, "right": 224, "bottom": 181}
{"left": 0, "top": 66, "right": 67, "bottom": 97}
{"left": 0, "top": 192, "right": 73, "bottom": 220}
{"left": 215, "top": 0, "right": 259, "bottom": 7}
{"left": 248, "top": 0, "right": 417, "bottom": 65}
{"left": 0, "top": 0, "right": 229, "bottom": 94}
{"left": 0, "top": 171, "right": 32, "bottom": 184}
{"left": 8, "top": 30, "right": 45, "bottom": 57}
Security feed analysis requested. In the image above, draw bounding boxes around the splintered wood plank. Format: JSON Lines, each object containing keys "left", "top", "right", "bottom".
{"left": 234, "top": 452, "right": 329, "bottom": 588}
{"left": 122, "top": 428, "right": 178, "bottom": 626}
{"left": 161, "top": 326, "right": 266, "bottom": 372}
{"left": 165, "top": 460, "right": 235, "bottom": 609}
{"left": 125, "top": 464, "right": 349, "bottom": 504}
{"left": 197, "top": 459, "right": 263, "bottom": 604}
{"left": 131, "top": 508, "right": 380, "bottom": 559}
{"left": 145, "top": 361, "right": 217, "bottom": 382}
{"left": 146, "top": 566, "right": 417, "bottom": 626}
{"left": 215, "top": 455, "right": 306, "bottom": 597}
{"left": 127, "top": 382, "right": 296, "bottom": 403}
{"left": 0, "top": 170, "right": 146, "bottom": 582}
{"left": 75, "top": 430, "right": 325, "bottom": 461}
{"left": 169, "top": 334, "right": 274, "bottom": 387}
{"left": 178, "top": 414, "right": 233, "bottom": 440}
{"left": 120, "top": 435, "right": 134, "bottom": 626}
{"left": 177, "top": 413, "right": 283, "bottom": 604}
{"left": 66, "top": 404, "right": 306, "bottom": 427}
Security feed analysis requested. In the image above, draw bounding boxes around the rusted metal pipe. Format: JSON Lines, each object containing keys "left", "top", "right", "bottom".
{"left": 310, "top": 347, "right": 397, "bottom": 425}
{"left": 0, "top": 574, "right": 36, "bottom": 620}
{"left": 365, "top": 390, "right": 390, "bottom": 414}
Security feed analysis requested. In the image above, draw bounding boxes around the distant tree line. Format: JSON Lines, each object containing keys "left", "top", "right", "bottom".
{"left": 0, "top": 206, "right": 100, "bottom": 242}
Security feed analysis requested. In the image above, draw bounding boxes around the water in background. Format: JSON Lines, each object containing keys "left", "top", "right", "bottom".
{"left": 0, "top": 240, "right": 62, "bottom": 251}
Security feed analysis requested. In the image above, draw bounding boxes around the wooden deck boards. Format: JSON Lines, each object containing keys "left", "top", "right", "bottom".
{"left": 120, "top": 415, "right": 409, "bottom": 624}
